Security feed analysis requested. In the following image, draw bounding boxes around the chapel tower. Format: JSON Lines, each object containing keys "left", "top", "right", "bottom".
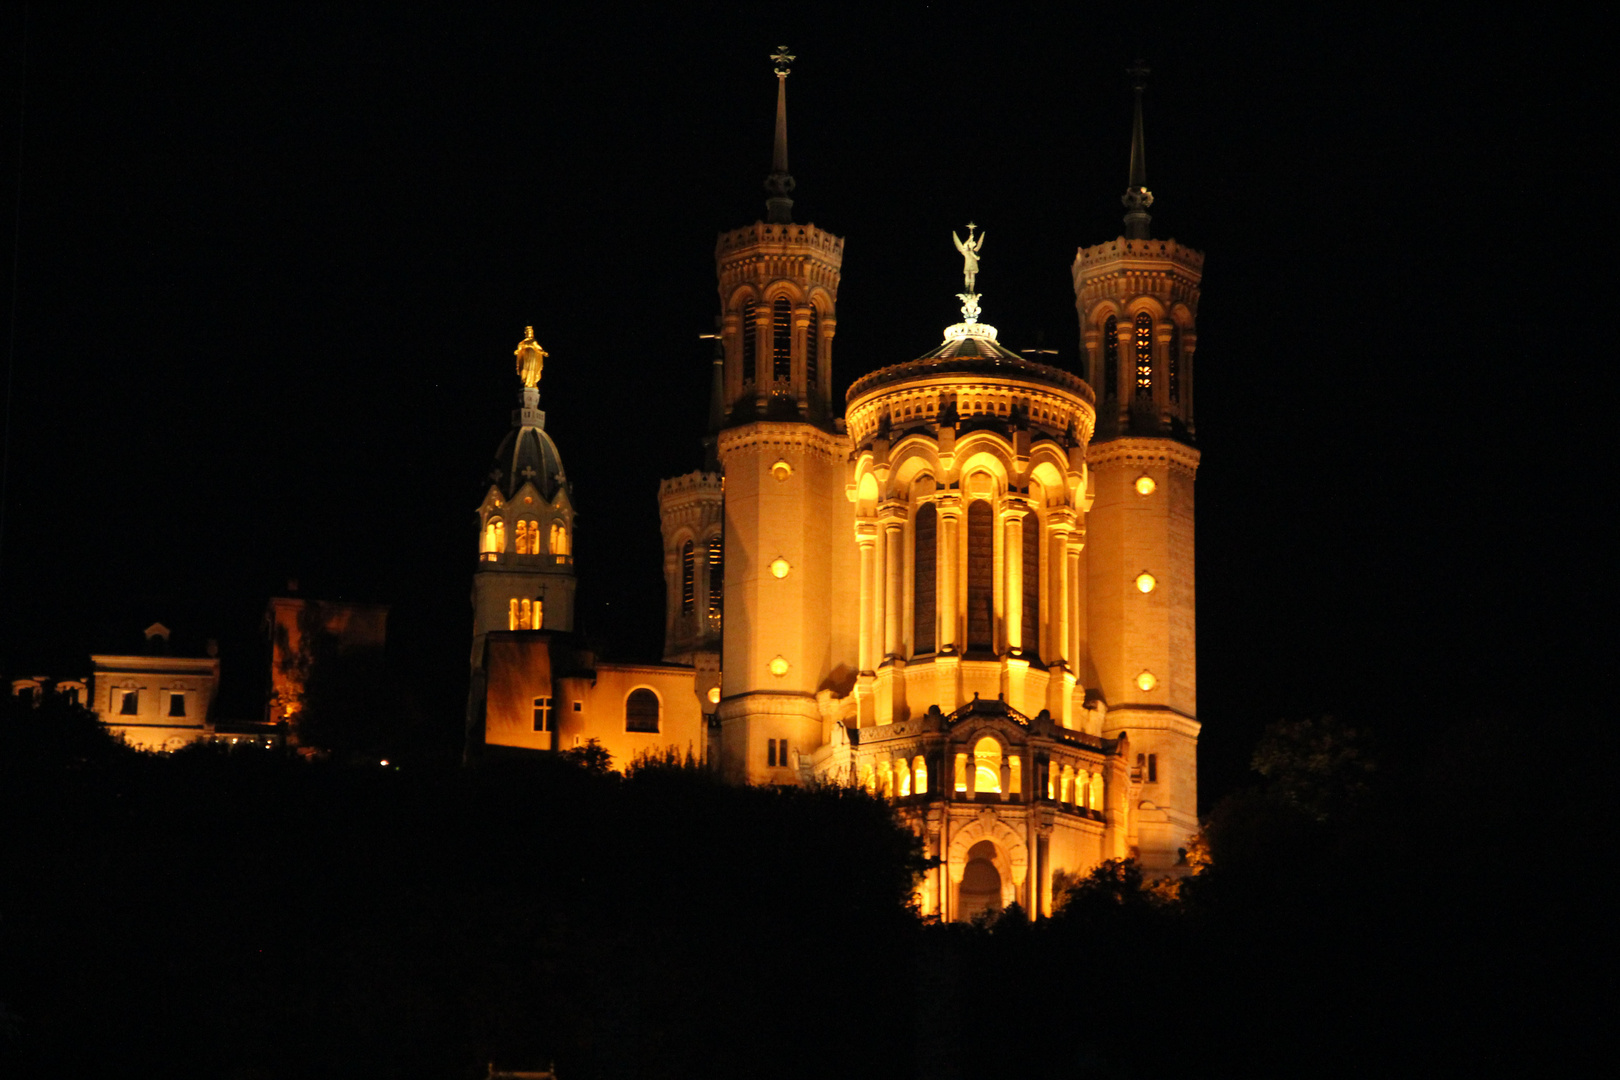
{"left": 466, "top": 329, "right": 577, "bottom": 748}
{"left": 710, "top": 49, "right": 857, "bottom": 783}
{"left": 1073, "top": 66, "right": 1203, "bottom": 869}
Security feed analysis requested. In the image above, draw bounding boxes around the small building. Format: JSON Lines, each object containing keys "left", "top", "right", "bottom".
{"left": 90, "top": 623, "right": 220, "bottom": 752}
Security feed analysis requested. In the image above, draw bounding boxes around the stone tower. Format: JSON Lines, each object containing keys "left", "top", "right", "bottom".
{"left": 466, "top": 328, "right": 577, "bottom": 749}
{"left": 711, "top": 49, "right": 858, "bottom": 782}
{"left": 1072, "top": 66, "right": 1204, "bottom": 870}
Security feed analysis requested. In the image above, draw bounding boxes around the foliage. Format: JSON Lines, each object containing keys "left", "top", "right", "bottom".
{"left": 1249, "top": 714, "right": 1376, "bottom": 822}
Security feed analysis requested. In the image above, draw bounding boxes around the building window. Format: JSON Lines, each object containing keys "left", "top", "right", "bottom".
{"left": 1021, "top": 512, "right": 1039, "bottom": 660}
{"left": 1148, "top": 753, "right": 1158, "bottom": 783}
{"left": 1103, "top": 315, "right": 1118, "bottom": 400}
{"left": 914, "top": 502, "right": 937, "bottom": 655}
{"left": 681, "top": 540, "right": 696, "bottom": 615}
{"left": 767, "top": 738, "right": 789, "bottom": 768}
{"left": 118, "top": 689, "right": 138, "bottom": 715}
{"left": 966, "top": 500, "right": 994, "bottom": 650}
{"left": 625, "top": 688, "right": 660, "bottom": 733}
{"left": 484, "top": 518, "right": 505, "bottom": 559}
{"left": 167, "top": 692, "right": 187, "bottom": 718}
{"left": 772, "top": 296, "right": 792, "bottom": 383}
{"left": 706, "top": 535, "right": 723, "bottom": 621}
{"left": 742, "top": 298, "right": 757, "bottom": 386}
{"left": 973, "top": 736, "right": 1002, "bottom": 794}
{"left": 913, "top": 755, "right": 928, "bottom": 795}
{"left": 954, "top": 752, "right": 968, "bottom": 792}
{"left": 532, "top": 696, "right": 552, "bottom": 732}
{"left": 1169, "top": 324, "right": 1182, "bottom": 404}
{"left": 806, "top": 303, "right": 819, "bottom": 390}
{"left": 63, "top": 686, "right": 80, "bottom": 706}
{"left": 511, "top": 598, "right": 542, "bottom": 630}
{"left": 1135, "top": 312, "right": 1153, "bottom": 398}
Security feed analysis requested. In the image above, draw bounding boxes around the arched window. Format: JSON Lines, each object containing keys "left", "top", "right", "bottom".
{"left": 860, "top": 763, "right": 876, "bottom": 795}
{"left": 742, "top": 299, "right": 757, "bottom": 386}
{"left": 966, "top": 501, "right": 994, "bottom": 650}
{"left": 772, "top": 296, "right": 792, "bottom": 383}
{"left": 914, "top": 502, "right": 937, "bottom": 655}
{"left": 973, "top": 736, "right": 1002, "bottom": 794}
{"left": 1060, "top": 764, "right": 1073, "bottom": 804}
{"left": 897, "top": 758, "right": 911, "bottom": 797}
{"left": 806, "top": 303, "right": 820, "bottom": 390}
{"left": 625, "top": 688, "right": 660, "bottom": 733}
{"left": 954, "top": 752, "right": 968, "bottom": 792}
{"left": 1169, "top": 323, "right": 1182, "bottom": 404}
{"left": 1103, "top": 315, "right": 1118, "bottom": 400}
{"left": 483, "top": 519, "right": 503, "bottom": 560}
{"left": 706, "top": 535, "right": 723, "bottom": 620}
{"left": 681, "top": 540, "right": 696, "bottom": 615}
{"left": 914, "top": 755, "right": 928, "bottom": 795}
{"left": 550, "top": 520, "right": 569, "bottom": 556}
{"left": 1135, "top": 312, "right": 1153, "bottom": 398}
{"left": 878, "top": 759, "right": 893, "bottom": 798}
{"left": 1021, "top": 512, "right": 1039, "bottom": 660}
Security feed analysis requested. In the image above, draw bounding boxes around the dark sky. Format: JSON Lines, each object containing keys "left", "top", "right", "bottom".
{"left": 0, "top": 4, "right": 1588, "bottom": 802}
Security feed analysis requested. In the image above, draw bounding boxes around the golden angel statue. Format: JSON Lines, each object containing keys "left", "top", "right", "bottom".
{"left": 952, "top": 223, "right": 986, "bottom": 294}
{"left": 515, "top": 326, "right": 548, "bottom": 388}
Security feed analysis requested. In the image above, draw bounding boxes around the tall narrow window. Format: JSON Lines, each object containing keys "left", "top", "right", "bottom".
{"left": 1135, "top": 312, "right": 1153, "bottom": 398}
{"left": 1169, "top": 324, "right": 1182, "bottom": 404}
{"left": 118, "top": 689, "right": 138, "bottom": 715}
{"left": 681, "top": 540, "right": 695, "bottom": 615}
{"left": 973, "top": 736, "right": 1003, "bottom": 794}
{"left": 806, "top": 303, "right": 820, "bottom": 391}
{"left": 707, "top": 535, "right": 723, "bottom": 620}
{"left": 532, "top": 696, "right": 552, "bottom": 732}
{"left": 509, "top": 598, "right": 520, "bottom": 630}
{"left": 954, "top": 752, "right": 968, "bottom": 792}
{"left": 1022, "top": 513, "right": 1040, "bottom": 660}
{"left": 1103, "top": 315, "right": 1118, "bottom": 400}
{"left": 168, "top": 692, "right": 186, "bottom": 718}
{"left": 914, "top": 502, "right": 937, "bottom": 655}
{"left": 625, "top": 689, "right": 660, "bottom": 733}
{"left": 772, "top": 297, "right": 792, "bottom": 383}
{"left": 742, "top": 299, "right": 757, "bottom": 386}
{"left": 914, "top": 755, "right": 928, "bottom": 795}
{"left": 767, "top": 739, "right": 777, "bottom": 767}
{"left": 966, "top": 501, "right": 994, "bottom": 650}
{"left": 1147, "top": 753, "right": 1158, "bottom": 783}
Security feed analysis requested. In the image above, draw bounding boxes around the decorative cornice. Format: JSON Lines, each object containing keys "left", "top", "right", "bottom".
{"left": 717, "top": 421, "right": 848, "bottom": 462}
{"left": 1087, "top": 436, "right": 1200, "bottom": 474}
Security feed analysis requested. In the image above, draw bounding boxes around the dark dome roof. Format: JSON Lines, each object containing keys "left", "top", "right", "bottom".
{"left": 489, "top": 423, "right": 568, "bottom": 503}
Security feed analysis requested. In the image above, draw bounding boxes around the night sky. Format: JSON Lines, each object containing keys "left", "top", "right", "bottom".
{"left": 0, "top": 5, "right": 1587, "bottom": 804}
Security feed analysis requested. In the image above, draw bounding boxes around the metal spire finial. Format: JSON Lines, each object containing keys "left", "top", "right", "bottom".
{"left": 764, "top": 46, "right": 796, "bottom": 223}
{"left": 1122, "top": 60, "right": 1154, "bottom": 240}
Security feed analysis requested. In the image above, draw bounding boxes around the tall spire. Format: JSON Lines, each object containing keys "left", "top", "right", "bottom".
{"left": 764, "top": 46, "right": 796, "bottom": 224}
{"left": 1122, "top": 60, "right": 1154, "bottom": 240}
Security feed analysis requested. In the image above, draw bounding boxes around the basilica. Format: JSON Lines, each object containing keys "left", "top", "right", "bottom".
{"left": 465, "top": 54, "right": 1204, "bottom": 921}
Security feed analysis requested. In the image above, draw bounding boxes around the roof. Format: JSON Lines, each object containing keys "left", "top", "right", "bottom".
{"left": 490, "top": 422, "right": 568, "bottom": 503}
{"left": 847, "top": 323, "right": 1092, "bottom": 404}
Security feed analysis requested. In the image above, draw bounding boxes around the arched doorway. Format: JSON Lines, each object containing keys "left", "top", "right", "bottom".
{"left": 958, "top": 840, "right": 1003, "bottom": 922}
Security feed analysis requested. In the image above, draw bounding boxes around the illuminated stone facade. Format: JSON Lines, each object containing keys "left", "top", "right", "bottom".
{"left": 90, "top": 623, "right": 220, "bottom": 752}
{"left": 471, "top": 65, "right": 1204, "bottom": 917}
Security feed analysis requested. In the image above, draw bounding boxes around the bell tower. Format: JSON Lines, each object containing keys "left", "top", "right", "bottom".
{"left": 1073, "top": 65, "right": 1204, "bottom": 869}
{"left": 713, "top": 48, "right": 858, "bottom": 783}
{"left": 465, "top": 328, "right": 577, "bottom": 753}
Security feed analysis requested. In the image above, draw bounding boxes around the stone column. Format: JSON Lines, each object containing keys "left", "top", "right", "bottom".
{"left": 1046, "top": 508, "right": 1076, "bottom": 670}
{"left": 880, "top": 502, "right": 908, "bottom": 661}
{"left": 936, "top": 494, "right": 961, "bottom": 653}
{"left": 855, "top": 519, "right": 877, "bottom": 672}
{"left": 793, "top": 304, "right": 813, "bottom": 414}
{"left": 1001, "top": 500, "right": 1029, "bottom": 656}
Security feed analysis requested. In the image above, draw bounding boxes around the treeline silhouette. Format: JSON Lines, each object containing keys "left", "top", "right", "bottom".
{"left": 1, "top": 695, "right": 1567, "bottom": 1078}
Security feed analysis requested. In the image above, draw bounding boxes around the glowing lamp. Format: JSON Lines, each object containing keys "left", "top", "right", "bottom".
{"left": 1135, "top": 475, "right": 1156, "bottom": 496}
{"left": 769, "top": 656, "right": 789, "bottom": 677}
{"left": 1136, "top": 572, "right": 1156, "bottom": 594}
{"left": 1136, "top": 670, "right": 1157, "bottom": 692}
{"left": 707, "top": 686, "right": 721, "bottom": 704}
{"left": 771, "top": 459, "right": 793, "bottom": 481}
{"left": 770, "top": 557, "right": 791, "bottom": 579}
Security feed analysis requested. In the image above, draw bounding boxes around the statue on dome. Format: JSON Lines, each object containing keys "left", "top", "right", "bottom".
{"left": 953, "top": 223, "right": 986, "bottom": 293}
{"left": 515, "top": 326, "right": 548, "bottom": 388}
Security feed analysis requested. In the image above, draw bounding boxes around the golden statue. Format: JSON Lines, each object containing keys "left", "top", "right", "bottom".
{"left": 515, "top": 326, "right": 548, "bottom": 388}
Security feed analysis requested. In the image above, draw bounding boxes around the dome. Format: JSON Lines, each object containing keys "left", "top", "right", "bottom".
{"left": 489, "top": 421, "right": 568, "bottom": 503}
{"left": 846, "top": 323, "right": 1093, "bottom": 405}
